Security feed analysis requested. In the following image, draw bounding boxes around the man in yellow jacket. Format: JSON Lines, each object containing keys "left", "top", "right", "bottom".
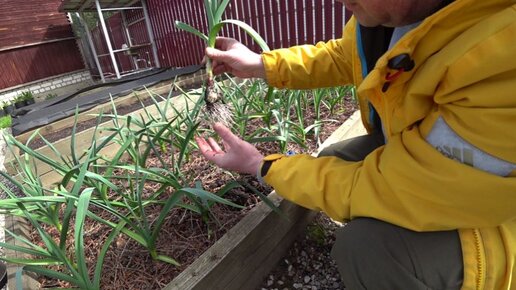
{"left": 195, "top": 0, "right": 516, "bottom": 289}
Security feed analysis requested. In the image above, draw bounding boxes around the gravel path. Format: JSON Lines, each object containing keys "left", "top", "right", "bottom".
{"left": 258, "top": 213, "right": 346, "bottom": 290}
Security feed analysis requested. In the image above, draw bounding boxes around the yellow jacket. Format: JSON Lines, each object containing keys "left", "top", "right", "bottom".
{"left": 260, "top": 0, "right": 516, "bottom": 289}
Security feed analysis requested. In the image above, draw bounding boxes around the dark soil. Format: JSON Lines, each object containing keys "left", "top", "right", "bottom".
{"left": 25, "top": 93, "right": 156, "bottom": 150}
{"left": 26, "top": 88, "right": 358, "bottom": 289}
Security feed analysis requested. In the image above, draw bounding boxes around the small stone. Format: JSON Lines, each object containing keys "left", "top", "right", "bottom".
{"left": 304, "top": 276, "right": 311, "bottom": 283}
{"left": 293, "top": 283, "right": 303, "bottom": 289}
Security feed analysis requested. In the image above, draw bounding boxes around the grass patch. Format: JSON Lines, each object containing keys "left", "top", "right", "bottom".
{"left": 0, "top": 115, "right": 12, "bottom": 129}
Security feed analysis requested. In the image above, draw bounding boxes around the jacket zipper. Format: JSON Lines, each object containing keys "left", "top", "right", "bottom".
{"left": 356, "top": 25, "right": 380, "bottom": 131}
{"left": 473, "top": 229, "right": 485, "bottom": 290}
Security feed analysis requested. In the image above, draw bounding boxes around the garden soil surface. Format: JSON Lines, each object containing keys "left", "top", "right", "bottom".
{"left": 26, "top": 92, "right": 357, "bottom": 289}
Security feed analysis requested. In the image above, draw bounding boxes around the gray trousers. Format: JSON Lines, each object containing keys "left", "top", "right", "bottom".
{"left": 318, "top": 133, "right": 464, "bottom": 290}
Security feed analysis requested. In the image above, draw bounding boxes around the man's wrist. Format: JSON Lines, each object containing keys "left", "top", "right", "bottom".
{"left": 256, "top": 160, "right": 272, "bottom": 184}
{"left": 252, "top": 54, "right": 266, "bottom": 79}
{"left": 256, "top": 154, "right": 285, "bottom": 183}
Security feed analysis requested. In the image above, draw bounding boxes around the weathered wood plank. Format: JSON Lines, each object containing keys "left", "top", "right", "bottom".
{"left": 316, "top": 110, "right": 364, "bottom": 154}
{"left": 14, "top": 83, "right": 170, "bottom": 144}
{"left": 4, "top": 216, "right": 40, "bottom": 290}
{"left": 165, "top": 193, "right": 317, "bottom": 290}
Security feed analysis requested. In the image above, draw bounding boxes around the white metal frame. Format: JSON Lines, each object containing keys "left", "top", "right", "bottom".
{"left": 76, "top": 12, "right": 106, "bottom": 82}
{"left": 78, "top": 0, "right": 160, "bottom": 82}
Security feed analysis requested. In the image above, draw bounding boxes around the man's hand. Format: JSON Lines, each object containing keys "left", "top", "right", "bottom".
{"left": 206, "top": 37, "right": 266, "bottom": 79}
{"left": 195, "top": 123, "right": 264, "bottom": 175}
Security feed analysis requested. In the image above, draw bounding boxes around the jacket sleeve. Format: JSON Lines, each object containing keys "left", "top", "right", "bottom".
{"left": 261, "top": 19, "right": 356, "bottom": 89}
{"left": 264, "top": 129, "right": 516, "bottom": 232}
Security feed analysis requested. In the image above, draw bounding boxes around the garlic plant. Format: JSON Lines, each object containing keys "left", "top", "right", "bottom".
{"left": 175, "top": 0, "right": 270, "bottom": 125}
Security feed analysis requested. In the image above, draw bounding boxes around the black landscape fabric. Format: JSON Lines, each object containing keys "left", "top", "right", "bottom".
{"left": 11, "top": 65, "right": 202, "bottom": 136}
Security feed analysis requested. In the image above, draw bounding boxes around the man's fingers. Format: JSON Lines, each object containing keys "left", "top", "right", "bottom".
{"left": 213, "top": 123, "right": 241, "bottom": 147}
{"left": 222, "top": 139, "right": 231, "bottom": 151}
{"left": 207, "top": 137, "right": 223, "bottom": 152}
{"left": 206, "top": 47, "right": 225, "bottom": 61}
{"left": 212, "top": 64, "right": 228, "bottom": 76}
{"left": 214, "top": 36, "right": 235, "bottom": 50}
{"left": 195, "top": 137, "right": 212, "bottom": 155}
{"left": 195, "top": 137, "right": 224, "bottom": 163}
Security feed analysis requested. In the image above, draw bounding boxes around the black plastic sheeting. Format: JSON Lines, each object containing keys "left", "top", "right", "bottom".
{"left": 11, "top": 65, "right": 203, "bottom": 136}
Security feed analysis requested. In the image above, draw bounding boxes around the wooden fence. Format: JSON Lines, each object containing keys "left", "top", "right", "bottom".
{"left": 149, "top": 0, "right": 349, "bottom": 67}
{"left": 90, "top": 0, "right": 350, "bottom": 75}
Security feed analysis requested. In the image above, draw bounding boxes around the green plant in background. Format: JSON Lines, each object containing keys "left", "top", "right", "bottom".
{"left": 306, "top": 223, "right": 328, "bottom": 246}
{"left": 311, "top": 89, "right": 325, "bottom": 144}
{"left": 45, "top": 93, "right": 58, "bottom": 100}
{"left": 14, "top": 91, "right": 33, "bottom": 107}
{"left": 322, "top": 86, "right": 355, "bottom": 115}
{"left": 247, "top": 97, "right": 296, "bottom": 153}
{"left": 232, "top": 83, "right": 349, "bottom": 153}
{"left": 166, "top": 94, "right": 204, "bottom": 176}
{"left": 21, "top": 91, "right": 35, "bottom": 105}
{"left": 141, "top": 87, "right": 204, "bottom": 175}
{"left": 0, "top": 115, "right": 11, "bottom": 128}
{"left": 101, "top": 90, "right": 202, "bottom": 179}
{"left": 220, "top": 79, "right": 276, "bottom": 136}
{"left": 2, "top": 100, "right": 14, "bottom": 116}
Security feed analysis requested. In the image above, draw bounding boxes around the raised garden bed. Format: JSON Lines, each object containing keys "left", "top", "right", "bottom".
{"left": 13, "top": 69, "right": 207, "bottom": 146}
{"left": 1, "top": 78, "right": 359, "bottom": 289}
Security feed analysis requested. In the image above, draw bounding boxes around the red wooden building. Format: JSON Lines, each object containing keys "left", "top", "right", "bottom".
{"left": 0, "top": 0, "right": 86, "bottom": 90}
